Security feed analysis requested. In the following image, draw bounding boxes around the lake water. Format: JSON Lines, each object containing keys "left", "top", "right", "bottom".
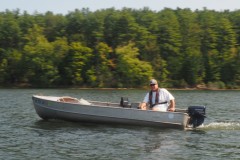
{"left": 0, "top": 89, "right": 239, "bottom": 160}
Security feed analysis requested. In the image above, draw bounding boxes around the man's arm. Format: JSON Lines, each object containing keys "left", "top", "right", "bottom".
{"left": 168, "top": 99, "right": 175, "bottom": 112}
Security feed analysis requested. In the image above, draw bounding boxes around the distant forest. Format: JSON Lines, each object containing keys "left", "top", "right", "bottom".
{"left": 1, "top": 7, "right": 240, "bottom": 89}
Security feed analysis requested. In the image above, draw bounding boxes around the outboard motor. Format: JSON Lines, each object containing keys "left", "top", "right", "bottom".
{"left": 120, "top": 97, "right": 131, "bottom": 108}
{"left": 188, "top": 106, "right": 206, "bottom": 128}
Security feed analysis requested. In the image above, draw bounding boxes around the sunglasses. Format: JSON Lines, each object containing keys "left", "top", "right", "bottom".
{"left": 150, "top": 84, "right": 156, "bottom": 86}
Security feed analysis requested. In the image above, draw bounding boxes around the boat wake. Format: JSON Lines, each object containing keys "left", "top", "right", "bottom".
{"left": 202, "top": 121, "right": 240, "bottom": 130}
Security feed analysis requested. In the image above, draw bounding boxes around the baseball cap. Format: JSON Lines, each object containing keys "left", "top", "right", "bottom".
{"left": 149, "top": 79, "right": 158, "bottom": 85}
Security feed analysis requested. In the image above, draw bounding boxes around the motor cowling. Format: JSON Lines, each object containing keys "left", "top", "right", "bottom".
{"left": 188, "top": 106, "right": 206, "bottom": 128}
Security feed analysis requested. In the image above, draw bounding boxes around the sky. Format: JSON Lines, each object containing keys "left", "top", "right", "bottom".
{"left": 1, "top": 0, "right": 240, "bottom": 14}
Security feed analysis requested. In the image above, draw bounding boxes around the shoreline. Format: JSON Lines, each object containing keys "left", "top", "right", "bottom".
{"left": 1, "top": 85, "right": 240, "bottom": 91}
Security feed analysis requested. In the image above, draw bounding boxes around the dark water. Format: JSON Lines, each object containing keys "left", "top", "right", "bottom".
{"left": 0, "top": 89, "right": 239, "bottom": 160}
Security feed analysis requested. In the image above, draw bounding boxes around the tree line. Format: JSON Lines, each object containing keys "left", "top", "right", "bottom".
{"left": 1, "top": 7, "right": 240, "bottom": 88}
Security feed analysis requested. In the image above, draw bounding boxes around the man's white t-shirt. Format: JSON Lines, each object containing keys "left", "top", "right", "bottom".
{"left": 143, "top": 88, "right": 175, "bottom": 111}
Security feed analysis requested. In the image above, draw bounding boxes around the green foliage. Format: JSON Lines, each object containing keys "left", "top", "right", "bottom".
{"left": 0, "top": 8, "right": 240, "bottom": 88}
{"left": 0, "top": 11, "right": 21, "bottom": 49}
{"left": 0, "top": 57, "right": 7, "bottom": 83}
{"left": 60, "top": 42, "right": 93, "bottom": 86}
{"left": 91, "top": 42, "right": 114, "bottom": 87}
{"left": 115, "top": 42, "right": 153, "bottom": 87}
{"left": 207, "top": 81, "right": 226, "bottom": 89}
{"left": 22, "top": 25, "right": 59, "bottom": 87}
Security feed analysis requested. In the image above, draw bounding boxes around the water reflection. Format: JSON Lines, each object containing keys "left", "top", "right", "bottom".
{"left": 140, "top": 129, "right": 181, "bottom": 153}
{"left": 188, "top": 129, "right": 207, "bottom": 134}
{"left": 32, "top": 119, "right": 106, "bottom": 131}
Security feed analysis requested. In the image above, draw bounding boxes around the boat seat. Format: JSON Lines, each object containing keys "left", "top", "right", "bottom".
{"left": 57, "top": 97, "right": 80, "bottom": 103}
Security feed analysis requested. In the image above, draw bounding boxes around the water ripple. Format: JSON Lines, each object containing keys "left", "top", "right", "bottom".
{"left": 1, "top": 89, "right": 240, "bottom": 160}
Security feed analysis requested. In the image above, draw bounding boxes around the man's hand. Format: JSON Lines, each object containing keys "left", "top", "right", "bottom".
{"left": 140, "top": 102, "right": 147, "bottom": 110}
{"left": 168, "top": 108, "right": 175, "bottom": 112}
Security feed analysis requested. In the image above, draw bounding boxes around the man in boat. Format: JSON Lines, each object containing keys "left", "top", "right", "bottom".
{"left": 140, "top": 79, "right": 175, "bottom": 112}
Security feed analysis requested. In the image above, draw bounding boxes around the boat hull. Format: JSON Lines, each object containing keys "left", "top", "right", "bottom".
{"left": 32, "top": 95, "right": 190, "bottom": 129}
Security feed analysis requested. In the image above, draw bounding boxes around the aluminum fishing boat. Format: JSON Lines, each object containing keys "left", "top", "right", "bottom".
{"left": 32, "top": 95, "right": 206, "bottom": 129}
